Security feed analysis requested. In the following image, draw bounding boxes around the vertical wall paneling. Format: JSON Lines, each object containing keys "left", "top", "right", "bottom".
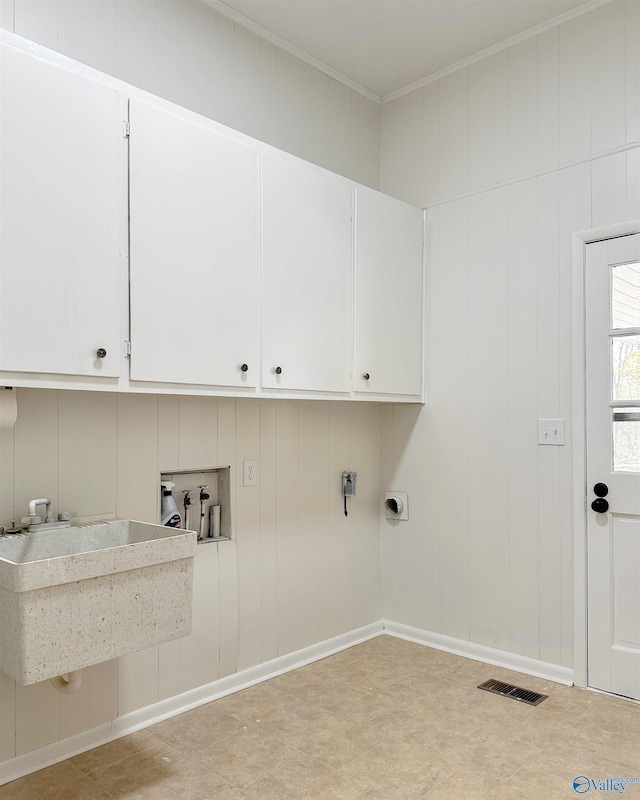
{"left": 297, "top": 65, "right": 331, "bottom": 176}
{"left": 13, "top": 0, "right": 56, "bottom": 50}
{"left": 379, "top": 102, "right": 396, "bottom": 201}
{"left": 385, "top": 404, "right": 426, "bottom": 630}
{"left": 558, "top": 12, "right": 592, "bottom": 165}
{"left": 536, "top": 171, "right": 560, "bottom": 665}
{"left": 15, "top": 681, "right": 58, "bottom": 755}
{"left": 508, "top": 38, "right": 538, "bottom": 179}
{"left": 507, "top": 179, "right": 540, "bottom": 659}
{"left": 0, "top": 672, "right": 15, "bottom": 761}
{"left": 235, "top": 399, "right": 262, "bottom": 671}
{"left": 468, "top": 51, "right": 509, "bottom": 191}
{"left": 116, "top": 393, "right": 158, "bottom": 522}
{"left": 212, "top": 10, "right": 235, "bottom": 128}
{"left": 234, "top": 24, "right": 264, "bottom": 143}
{"left": 179, "top": 544, "right": 221, "bottom": 692}
{"left": 158, "top": 639, "right": 182, "bottom": 703}
{"left": 350, "top": 91, "right": 381, "bottom": 191}
{"left": 592, "top": 152, "right": 627, "bottom": 229}
{"left": 117, "top": 647, "right": 159, "bottom": 716}
{"left": 627, "top": 147, "right": 640, "bottom": 220}
{"left": 298, "top": 402, "right": 332, "bottom": 645}
{"left": 178, "top": 396, "right": 218, "bottom": 471}
{"left": 157, "top": 395, "right": 180, "bottom": 475}
{"left": 57, "top": 0, "right": 116, "bottom": 77}
{"left": 259, "top": 400, "right": 278, "bottom": 663}
{"left": 537, "top": 27, "right": 560, "bottom": 173}
{"left": 349, "top": 403, "right": 383, "bottom": 628}
{"left": 216, "top": 398, "right": 239, "bottom": 678}
{"left": 438, "top": 69, "right": 469, "bottom": 200}
{"left": 558, "top": 163, "right": 591, "bottom": 669}
{"left": 59, "top": 661, "right": 117, "bottom": 740}
{"left": 255, "top": 38, "right": 279, "bottom": 149}
{"left": 274, "top": 401, "right": 301, "bottom": 655}
{"left": 0, "top": 0, "right": 13, "bottom": 32}
{"left": 625, "top": 0, "right": 640, "bottom": 144}
{"left": 13, "top": 389, "right": 58, "bottom": 524}
{"left": 328, "top": 402, "right": 354, "bottom": 634}
{"left": 590, "top": 1, "right": 626, "bottom": 155}
{"left": 379, "top": 403, "right": 396, "bottom": 621}
{"left": 422, "top": 82, "right": 440, "bottom": 208}
{"left": 391, "top": 89, "right": 425, "bottom": 208}
{"left": 435, "top": 199, "right": 469, "bottom": 641}
{"left": 422, "top": 201, "right": 441, "bottom": 634}
{"left": 0, "top": 407, "right": 14, "bottom": 528}
{"left": 114, "top": 0, "right": 157, "bottom": 96}
{"left": 467, "top": 188, "right": 510, "bottom": 651}
{"left": 165, "top": 1, "right": 219, "bottom": 121}
{"left": 380, "top": 0, "right": 640, "bottom": 672}
{"left": 58, "top": 391, "right": 117, "bottom": 518}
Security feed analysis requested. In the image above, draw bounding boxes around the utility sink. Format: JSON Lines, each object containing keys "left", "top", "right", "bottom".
{"left": 0, "top": 520, "right": 196, "bottom": 685}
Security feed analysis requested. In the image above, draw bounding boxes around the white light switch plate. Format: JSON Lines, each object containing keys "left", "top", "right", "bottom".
{"left": 538, "top": 419, "right": 565, "bottom": 446}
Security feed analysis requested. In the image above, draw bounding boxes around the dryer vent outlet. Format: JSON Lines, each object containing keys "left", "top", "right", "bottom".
{"left": 384, "top": 492, "right": 408, "bottom": 521}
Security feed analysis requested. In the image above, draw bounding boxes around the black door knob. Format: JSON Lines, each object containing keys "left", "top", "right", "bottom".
{"left": 240, "top": 363, "right": 248, "bottom": 372}
{"left": 363, "top": 373, "right": 370, "bottom": 381}
{"left": 593, "top": 482, "right": 608, "bottom": 497}
{"left": 275, "top": 366, "right": 282, "bottom": 375}
{"left": 96, "top": 348, "right": 107, "bottom": 359}
{"left": 591, "top": 498, "right": 609, "bottom": 513}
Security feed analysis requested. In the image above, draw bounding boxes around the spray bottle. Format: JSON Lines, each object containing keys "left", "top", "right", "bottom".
{"left": 160, "top": 481, "right": 182, "bottom": 528}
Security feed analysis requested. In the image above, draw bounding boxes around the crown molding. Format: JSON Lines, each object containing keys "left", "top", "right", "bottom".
{"left": 203, "top": 0, "right": 383, "bottom": 104}
{"left": 381, "top": 0, "right": 614, "bottom": 103}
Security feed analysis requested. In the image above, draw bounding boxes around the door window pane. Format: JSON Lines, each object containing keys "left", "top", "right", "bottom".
{"left": 611, "top": 263, "right": 640, "bottom": 329}
{"left": 613, "top": 408, "right": 640, "bottom": 472}
{"left": 612, "top": 334, "right": 640, "bottom": 402}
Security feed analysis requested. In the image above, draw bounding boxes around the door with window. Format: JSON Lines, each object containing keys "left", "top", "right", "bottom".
{"left": 586, "top": 234, "right": 640, "bottom": 701}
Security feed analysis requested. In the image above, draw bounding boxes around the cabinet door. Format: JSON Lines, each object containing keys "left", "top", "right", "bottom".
{"left": 261, "top": 155, "right": 352, "bottom": 393}
{"left": 0, "top": 45, "right": 122, "bottom": 377}
{"left": 354, "top": 188, "right": 424, "bottom": 397}
{"left": 129, "top": 100, "right": 259, "bottom": 387}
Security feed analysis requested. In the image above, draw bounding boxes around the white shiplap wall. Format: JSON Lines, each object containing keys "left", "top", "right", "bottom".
{"left": 0, "top": 0, "right": 383, "bottom": 768}
{"left": 0, "top": 391, "right": 382, "bottom": 760}
{"left": 380, "top": 0, "right": 640, "bottom": 666}
{"left": 0, "top": 0, "right": 380, "bottom": 189}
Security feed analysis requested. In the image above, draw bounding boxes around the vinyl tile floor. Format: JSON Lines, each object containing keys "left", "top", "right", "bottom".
{"left": 2, "top": 635, "right": 639, "bottom": 799}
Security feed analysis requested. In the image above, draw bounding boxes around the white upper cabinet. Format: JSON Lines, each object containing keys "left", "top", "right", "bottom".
{"left": 261, "top": 154, "right": 352, "bottom": 393}
{"left": 0, "top": 45, "right": 123, "bottom": 378}
{"left": 128, "top": 100, "right": 259, "bottom": 388}
{"left": 354, "top": 187, "right": 424, "bottom": 397}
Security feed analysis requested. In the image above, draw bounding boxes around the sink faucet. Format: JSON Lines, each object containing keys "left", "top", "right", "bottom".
{"left": 26, "top": 498, "right": 54, "bottom": 523}
{"left": 21, "top": 499, "right": 74, "bottom": 531}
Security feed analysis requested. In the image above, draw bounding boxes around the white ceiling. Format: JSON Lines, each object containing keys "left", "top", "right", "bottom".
{"left": 205, "top": 0, "right": 598, "bottom": 100}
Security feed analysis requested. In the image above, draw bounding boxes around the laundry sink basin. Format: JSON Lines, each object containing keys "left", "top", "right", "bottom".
{"left": 0, "top": 520, "right": 196, "bottom": 685}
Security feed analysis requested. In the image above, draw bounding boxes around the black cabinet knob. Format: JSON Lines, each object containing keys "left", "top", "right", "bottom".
{"left": 591, "top": 498, "right": 609, "bottom": 513}
{"left": 96, "top": 348, "right": 107, "bottom": 359}
{"left": 240, "top": 363, "right": 248, "bottom": 372}
{"left": 275, "top": 366, "right": 282, "bottom": 375}
{"left": 363, "top": 373, "right": 370, "bottom": 381}
{"left": 593, "top": 483, "right": 608, "bottom": 498}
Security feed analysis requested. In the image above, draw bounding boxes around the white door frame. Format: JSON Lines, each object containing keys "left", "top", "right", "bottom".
{"left": 572, "top": 219, "right": 640, "bottom": 689}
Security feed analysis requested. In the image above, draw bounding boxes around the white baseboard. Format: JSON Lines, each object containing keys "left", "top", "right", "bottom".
{"left": 0, "top": 621, "right": 383, "bottom": 786}
{"left": 383, "top": 620, "right": 574, "bottom": 686}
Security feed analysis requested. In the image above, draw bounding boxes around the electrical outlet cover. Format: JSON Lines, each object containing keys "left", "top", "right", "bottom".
{"left": 243, "top": 460, "right": 257, "bottom": 486}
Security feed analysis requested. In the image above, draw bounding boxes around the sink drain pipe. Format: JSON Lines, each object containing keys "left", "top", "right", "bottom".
{"left": 49, "top": 670, "right": 82, "bottom": 694}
